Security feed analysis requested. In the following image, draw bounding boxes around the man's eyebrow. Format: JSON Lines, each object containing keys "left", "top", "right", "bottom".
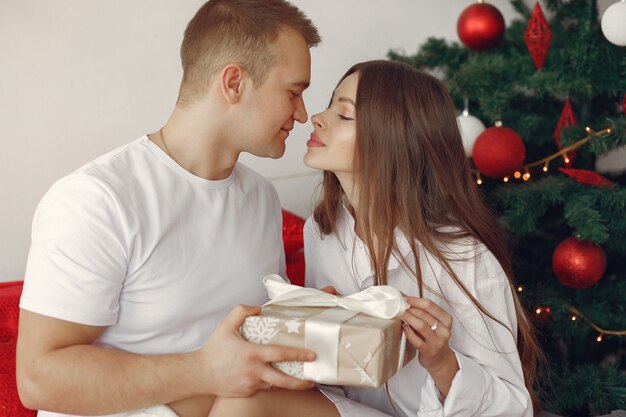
{"left": 293, "top": 81, "right": 310, "bottom": 89}
{"left": 338, "top": 97, "right": 355, "bottom": 106}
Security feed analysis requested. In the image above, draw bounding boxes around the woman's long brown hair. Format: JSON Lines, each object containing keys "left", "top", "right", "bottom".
{"left": 313, "top": 60, "right": 542, "bottom": 414}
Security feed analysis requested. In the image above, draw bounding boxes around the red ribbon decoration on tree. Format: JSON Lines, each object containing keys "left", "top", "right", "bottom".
{"left": 559, "top": 167, "right": 614, "bottom": 188}
{"left": 524, "top": 1, "right": 552, "bottom": 70}
{"left": 553, "top": 99, "right": 578, "bottom": 166}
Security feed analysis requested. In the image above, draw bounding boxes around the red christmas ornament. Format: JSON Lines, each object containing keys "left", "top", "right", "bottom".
{"left": 457, "top": 1, "right": 506, "bottom": 51}
{"left": 524, "top": 2, "right": 552, "bottom": 69}
{"left": 622, "top": 94, "right": 626, "bottom": 115}
{"left": 282, "top": 209, "right": 305, "bottom": 257}
{"left": 472, "top": 125, "right": 526, "bottom": 178}
{"left": 552, "top": 237, "right": 606, "bottom": 289}
{"left": 553, "top": 99, "right": 577, "bottom": 166}
{"left": 559, "top": 168, "right": 614, "bottom": 188}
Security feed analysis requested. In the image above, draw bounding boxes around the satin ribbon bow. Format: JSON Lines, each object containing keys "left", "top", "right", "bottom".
{"left": 262, "top": 274, "right": 409, "bottom": 319}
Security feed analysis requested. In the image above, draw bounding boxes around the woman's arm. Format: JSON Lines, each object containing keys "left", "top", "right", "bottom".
{"left": 414, "top": 249, "right": 533, "bottom": 417}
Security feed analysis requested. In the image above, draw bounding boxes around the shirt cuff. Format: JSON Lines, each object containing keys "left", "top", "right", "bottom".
{"left": 417, "top": 350, "right": 486, "bottom": 416}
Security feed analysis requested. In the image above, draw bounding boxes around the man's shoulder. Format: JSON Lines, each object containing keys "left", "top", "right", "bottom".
{"left": 42, "top": 137, "right": 149, "bottom": 207}
{"left": 73, "top": 137, "right": 148, "bottom": 178}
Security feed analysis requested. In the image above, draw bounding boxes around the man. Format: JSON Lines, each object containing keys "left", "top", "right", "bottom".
{"left": 16, "top": 1, "right": 321, "bottom": 416}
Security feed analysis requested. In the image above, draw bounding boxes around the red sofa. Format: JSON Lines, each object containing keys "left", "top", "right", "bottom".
{"left": 0, "top": 210, "right": 306, "bottom": 415}
{"left": 0, "top": 281, "right": 36, "bottom": 416}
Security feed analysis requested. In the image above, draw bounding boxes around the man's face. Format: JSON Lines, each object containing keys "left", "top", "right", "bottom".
{"left": 239, "top": 27, "right": 311, "bottom": 159}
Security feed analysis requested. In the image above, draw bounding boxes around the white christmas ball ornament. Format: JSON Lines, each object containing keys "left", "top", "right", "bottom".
{"left": 601, "top": 0, "right": 626, "bottom": 47}
{"left": 456, "top": 111, "right": 486, "bottom": 157}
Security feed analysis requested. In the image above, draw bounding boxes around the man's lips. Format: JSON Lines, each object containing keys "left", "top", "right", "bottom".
{"left": 307, "top": 133, "right": 326, "bottom": 147}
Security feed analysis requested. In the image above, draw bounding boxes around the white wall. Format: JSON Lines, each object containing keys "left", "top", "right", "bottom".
{"left": 0, "top": 1, "right": 618, "bottom": 282}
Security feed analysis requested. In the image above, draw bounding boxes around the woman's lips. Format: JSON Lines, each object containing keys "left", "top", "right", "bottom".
{"left": 307, "top": 133, "right": 326, "bottom": 147}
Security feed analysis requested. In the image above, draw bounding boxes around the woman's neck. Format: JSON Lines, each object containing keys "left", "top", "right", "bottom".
{"left": 334, "top": 172, "right": 365, "bottom": 240}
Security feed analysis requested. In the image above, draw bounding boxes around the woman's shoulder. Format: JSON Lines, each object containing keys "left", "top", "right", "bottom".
{"left": 419, "top": 229, "right": 509, "bottom": 291}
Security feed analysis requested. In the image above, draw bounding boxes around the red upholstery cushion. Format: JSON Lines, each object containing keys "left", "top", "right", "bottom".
{"left": 0, "top": 281, "right": 37, "bottom": 416}
{"left": 282, "top": 209, "right": 305, "bottom": 257}
{"left": 286, "top": 249, "right": 305, "bottom": 287}
{"left": 282, "top": 209, "right": 306, "bottom": 286}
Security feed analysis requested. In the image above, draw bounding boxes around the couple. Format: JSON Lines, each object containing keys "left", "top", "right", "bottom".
{"left": 16, "top": 1, "right": 541, "bottom": 416}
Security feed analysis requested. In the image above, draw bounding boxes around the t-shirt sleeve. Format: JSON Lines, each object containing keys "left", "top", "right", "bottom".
{"left": 20, "top": 174, "right": 128, "bottom": 326}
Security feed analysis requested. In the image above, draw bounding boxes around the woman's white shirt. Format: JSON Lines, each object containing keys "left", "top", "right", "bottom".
{"left": 304, "top": 208, "right": 533, "bottom": 417}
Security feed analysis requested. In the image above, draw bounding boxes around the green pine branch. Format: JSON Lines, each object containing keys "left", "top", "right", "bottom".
{"left": 543, "top": 364, "right": 626, "bottom": 415}
{"left": 387, "top": 1, "right": 626, "bottom": 413}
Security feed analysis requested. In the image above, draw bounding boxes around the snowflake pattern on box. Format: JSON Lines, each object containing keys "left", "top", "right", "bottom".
{"left": 241, "top": 316, "right": 280, "bottom": 344}
{"left": 273, "top": 360, "right": 305, "bottom": 379}
{"left": 354, "top": 366, "right": 378, "bottom": 386}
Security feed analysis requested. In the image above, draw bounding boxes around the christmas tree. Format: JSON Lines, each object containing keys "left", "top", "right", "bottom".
{"left": 389, "top": 1, "right": 626, "bottom": 415}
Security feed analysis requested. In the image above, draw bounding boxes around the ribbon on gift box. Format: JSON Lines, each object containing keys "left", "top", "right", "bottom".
{"left": 263, "top": 274, "right": 409, "bottom": 319}
{"left": 261, "top": 275, "right": 409, "bottom": 384}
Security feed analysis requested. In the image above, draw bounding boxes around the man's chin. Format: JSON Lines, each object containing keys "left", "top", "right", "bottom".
{"left": 249, "top": 147, "right": 286, "bottom": 159}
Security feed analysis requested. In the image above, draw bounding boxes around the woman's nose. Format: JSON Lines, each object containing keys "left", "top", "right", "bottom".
{"left": 311, "top": 112, "right": 324, "bottom": 129}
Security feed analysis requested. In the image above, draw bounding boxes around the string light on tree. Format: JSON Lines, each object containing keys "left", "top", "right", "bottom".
{"left": 472, "top": 127, "right": 613, "bottom": 183}
{"left": 601, "top": 0, "right": 626, "bottom": 46}
{"left": 457, "top": 0, "right": 505, "bottom": 51}
{"left": 567, "top": 306, "right": 626, "bottom": 340}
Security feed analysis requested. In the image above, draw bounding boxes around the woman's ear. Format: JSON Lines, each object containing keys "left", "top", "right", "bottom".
{"left": 220, "top": 64, "right": 244, "bottom": 104}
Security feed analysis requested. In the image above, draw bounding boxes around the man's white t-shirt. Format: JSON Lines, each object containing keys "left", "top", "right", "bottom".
{"left": 20, "top": 136, "right": 286, "bottom": 417}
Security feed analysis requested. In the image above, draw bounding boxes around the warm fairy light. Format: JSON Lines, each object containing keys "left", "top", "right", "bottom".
{"left": 545, "top": 307, "right": 551, "bottom": 313}
{"left": 517, "top": 286, "right": 523, "bottom": 292}
{"left": 536, "top": 307, "right": 542, "bottom": 315}
{"left": 469, "top": 127, "right": 613, "bottom": 185}
{"left": 566, "top": 306, "right": 626, "bottom": 339}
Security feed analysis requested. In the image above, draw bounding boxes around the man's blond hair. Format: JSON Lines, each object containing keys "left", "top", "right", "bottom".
{"left": 178, "top": 0, "right": 320, "bottom": 104}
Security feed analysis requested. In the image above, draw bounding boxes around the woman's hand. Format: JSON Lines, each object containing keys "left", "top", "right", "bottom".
{"left": 402, "top": 297, "right": 459, "bottom": 396}
{"left": 319, "top": 286, "right": 338, "bottom": 295}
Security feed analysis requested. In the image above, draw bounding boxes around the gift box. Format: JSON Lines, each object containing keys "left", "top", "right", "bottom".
{"left": 241, "top": 275, "right": 414, "bottom": 388}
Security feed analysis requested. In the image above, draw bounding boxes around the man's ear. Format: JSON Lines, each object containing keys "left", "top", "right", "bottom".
{"left": 220, "top": 64, "right": 245, "bottom": 104}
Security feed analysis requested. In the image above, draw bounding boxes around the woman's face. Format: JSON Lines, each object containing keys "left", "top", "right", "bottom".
{"left": 304, "top": 72, "right": 358, "bottom": 175}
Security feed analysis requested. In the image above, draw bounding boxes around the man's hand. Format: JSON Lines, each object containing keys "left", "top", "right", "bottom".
{"left": 196, "top": 304, "right": 317, "bottom": 397}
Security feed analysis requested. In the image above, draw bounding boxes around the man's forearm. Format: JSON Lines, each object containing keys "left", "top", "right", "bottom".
{"left": 18, "top": 344, "right": 205, "bottom": 415}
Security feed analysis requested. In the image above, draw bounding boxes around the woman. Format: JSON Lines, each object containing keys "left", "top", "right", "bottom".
{"left": 210, "top": 60, "right": 543, "bottom": 417}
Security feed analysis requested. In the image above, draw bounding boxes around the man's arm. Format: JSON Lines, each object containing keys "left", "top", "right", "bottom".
{"left": 17, "top": 304, "right": 316, "bottom": 415}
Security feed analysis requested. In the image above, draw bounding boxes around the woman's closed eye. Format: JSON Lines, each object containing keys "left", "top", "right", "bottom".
{"left": 338, "top": 114, "right": 354, "bottom": 121}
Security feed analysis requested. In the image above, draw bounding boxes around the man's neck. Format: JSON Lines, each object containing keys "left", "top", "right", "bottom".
{"left": 153, "top": 106, "right": 240, "bottom": 181}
